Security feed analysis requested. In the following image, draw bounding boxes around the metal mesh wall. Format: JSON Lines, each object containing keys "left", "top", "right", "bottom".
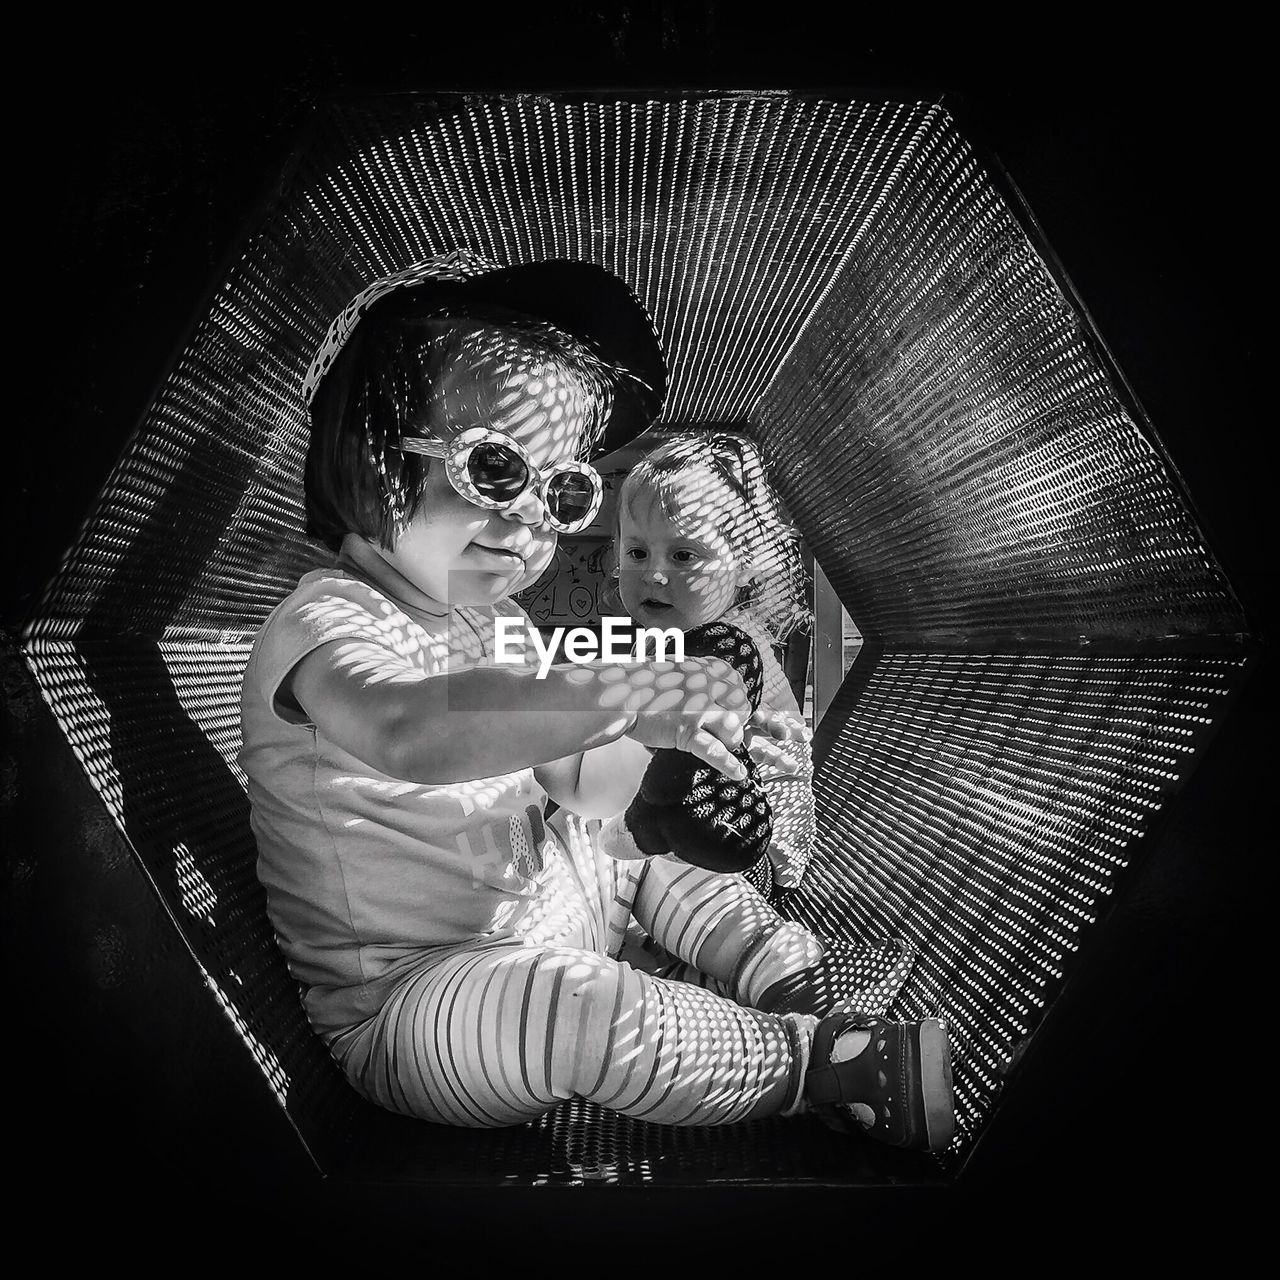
{"left": 787, "top": 650, "right": 1243, "bottom": 1156}
{"left": 21, "top": 635, "right": 360, "bottom": 1164}
{"left": 31, "top": 93, "right": 940, "bottom": 640}
{"left": 21, "top": 91, "right": 1252, "bottom": 1181}
{"left": 747, "top": 110, "right": 1250, "bottom": 1162}
{"left": 753, "top": 112, "right": 1243, "bottom": 647}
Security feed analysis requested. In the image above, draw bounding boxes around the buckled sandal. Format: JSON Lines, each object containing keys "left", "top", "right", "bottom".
{"left": 805, "top": 1010, "right": 956, "bottom": 1152}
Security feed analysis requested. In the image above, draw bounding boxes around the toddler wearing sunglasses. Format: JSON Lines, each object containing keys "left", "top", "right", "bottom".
{"left": 238, "top": 251, "right": 956, "bottom": 1152}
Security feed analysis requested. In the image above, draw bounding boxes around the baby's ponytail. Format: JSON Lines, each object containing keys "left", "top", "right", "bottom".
{"left": 712, "top": 433, "right": 810, "bottom": 645}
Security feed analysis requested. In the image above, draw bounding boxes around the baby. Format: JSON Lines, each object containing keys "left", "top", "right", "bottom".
{"left": 606, "top": 430, "right": 817, "bottom": 896}
{"left": 602, "top": 431, "right": 917, "bottom": 1016}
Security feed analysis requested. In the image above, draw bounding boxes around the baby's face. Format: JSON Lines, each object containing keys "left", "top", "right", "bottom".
{"left": 381, "top": 333, "right": 595, "bottom": 607}
{"left": 618, "top": 467, "right": 752, "bottom": 631}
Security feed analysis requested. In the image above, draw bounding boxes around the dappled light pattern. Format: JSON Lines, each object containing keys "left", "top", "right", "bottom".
{"left": 304, "top": 250, "right": 634, "bottom": 467}
{"left": 618, "top": 433, "right": 810, "bottom": 645}
{"left": 416, "top": 319, "right": 609, "bottom": 461}
{"left": 299, "top": 598, "right": 461, "bottom": 675}
{"left": 303, "top": 251, "right": 493, "bottom": 404}
{"left": 361, "top": 315, "right": 614, "bottom": 548}
{"left": 339, "top": 941, "right": 799, "bottom": 1128}
{"left": 239, "top": 572, "right": 572, "bottom": 1040}
{"left": 331, "top": 829, "right": 855, "bottom": 1130}
{"left": 755, "top": 938, "right": 918, "bottom": 1019}
{"left": 757, "top": 776, "right": 814, "bottom": 890}
{"left": 19, "top": 92, "right": 1254, "bottom": 1181}
{"left": 614, "top": 434, "right": 816, "bottom": 891}
{"left": 622, "top": 622, "right": 773, "bottom": 872}
{"left": 175, "top": 841, "right": 218, "bottom": 928}
{"left": 790, "top": 650, "right": 1245, "bottom": 1154}
{"left": 559, "top": 655, "right": 753, "bottom": 778}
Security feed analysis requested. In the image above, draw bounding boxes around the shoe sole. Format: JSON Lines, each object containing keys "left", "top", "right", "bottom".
{"left": 917, "top": 1018, "right": 956, "bottom": 1152}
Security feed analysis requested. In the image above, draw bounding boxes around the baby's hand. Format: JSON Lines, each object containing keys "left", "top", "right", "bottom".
{"left": 567, "top": 657, "right": 751, "bottom": 780}
{"left": 747, "top": 701, "right": 814, "bottom": 768}
{"left": 617, "top": 622, "right": 775, "bottom": 871}
{"left": 745, "top": 726, "right": 803, "bottom": 777}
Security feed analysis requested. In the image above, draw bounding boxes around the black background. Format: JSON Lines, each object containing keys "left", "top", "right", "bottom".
{"left": 6, "top": 7, "right": 1268, "bottom": 1254}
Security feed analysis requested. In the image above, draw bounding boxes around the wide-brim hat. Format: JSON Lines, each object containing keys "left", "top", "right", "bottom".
{"left": 302, "top": 249, "right": 667, "bottom": 459}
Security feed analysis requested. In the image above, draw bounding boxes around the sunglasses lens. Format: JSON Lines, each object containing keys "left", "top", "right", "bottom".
{"left": 467, "top": 442, "right": 528, "bottom": 502}
{"left": 546, "top": 472, "right": 596, "bottom": 528}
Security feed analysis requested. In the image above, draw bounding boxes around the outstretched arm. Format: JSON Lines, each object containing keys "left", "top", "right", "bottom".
{"left": 284, "top": 639, "right": 753, "bottom": 786}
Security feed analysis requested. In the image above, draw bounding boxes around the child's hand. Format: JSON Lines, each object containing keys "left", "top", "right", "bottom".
{"left": 626, "top": 655, "right": 751, "bottom": 780}
{"left": 569, "top": 656, "right": 752, "bottom": 780}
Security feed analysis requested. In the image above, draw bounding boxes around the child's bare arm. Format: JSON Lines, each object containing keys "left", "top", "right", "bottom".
{"left": 285, "top": 639, "right": 752, "bottom": 785}
{"left": 534, "top": 738, "right": 652, "bottom": 819}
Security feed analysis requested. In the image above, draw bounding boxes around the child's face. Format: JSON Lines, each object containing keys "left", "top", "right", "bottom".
{"left": 617, "top": 467, "right": 754, "bottom": 631}
{"left": 376, "top": 337, "right": 595, "bottom": 607}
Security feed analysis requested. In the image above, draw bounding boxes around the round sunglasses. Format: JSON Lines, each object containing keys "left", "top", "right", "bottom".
{"left": 397, "top": 427, "right": 603, "bottom": 534}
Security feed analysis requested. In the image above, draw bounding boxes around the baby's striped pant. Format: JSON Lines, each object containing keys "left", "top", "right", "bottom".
{"left": 328, "top": 812, "right": 822, "bottom": 1128}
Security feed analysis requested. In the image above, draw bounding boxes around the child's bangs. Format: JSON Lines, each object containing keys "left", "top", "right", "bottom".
{"left": 418, "top": 316, "right": 616, "bottom": 460}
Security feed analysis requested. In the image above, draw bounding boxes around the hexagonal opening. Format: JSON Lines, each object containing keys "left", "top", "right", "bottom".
{"left": 19, "top": 90, "right": 1254, "bottom": 1186}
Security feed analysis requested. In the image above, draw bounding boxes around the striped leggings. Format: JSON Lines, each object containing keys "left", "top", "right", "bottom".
{"left": 329, "top": 812, "right": 823, "bottom": 1128}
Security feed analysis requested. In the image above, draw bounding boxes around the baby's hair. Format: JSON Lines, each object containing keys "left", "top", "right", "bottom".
{"left": 614, "top": 431, "right": 812, "bottom": 643}
{"left": 305, "top": 289, "right": 623, "bottom": 553}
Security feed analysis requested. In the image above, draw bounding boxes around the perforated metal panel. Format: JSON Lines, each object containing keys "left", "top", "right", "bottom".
{"left": 752, "top": 111, "right": 1239, "bottom": 646}
{"left": 21, "top": 90, "right": 1253, "bottom": 1182}
{"left": 787, "top": 649, "right": 1243, "bottom": 1156}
